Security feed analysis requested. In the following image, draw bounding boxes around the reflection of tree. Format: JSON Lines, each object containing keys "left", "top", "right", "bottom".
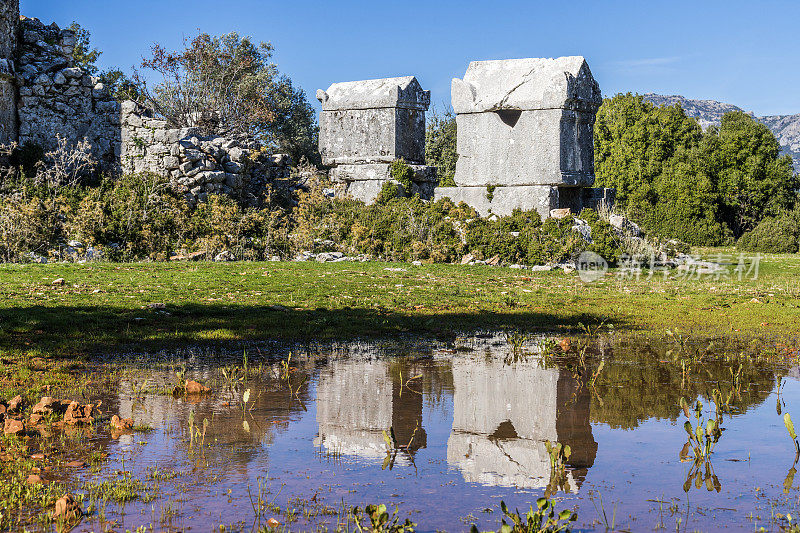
{"left": 446, "top": 355, "right": 596, "bottom": 489}
{"left": 118, "top": 367, "right": 311, "bottom": 468}
{"left": 589, "top": 339, "right": 779, "bottom": 429}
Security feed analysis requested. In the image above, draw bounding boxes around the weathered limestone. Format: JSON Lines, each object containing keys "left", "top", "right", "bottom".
{"left": 317, "top": 76, "right": 436, "bottom": 202}
{"left": 446, "top": 354, "right": 596, "bottom": 488}
{"left": 120, "top": 101, "right": 290, "bottom": 206}
{"left": 435, "top": 57, "right": 612, "bottom": 218}
{"left": 0, "top": 0, "right": 18, "bottom": 144}
{"left": 16, "top": 17, "right": 121, "bottom": 168}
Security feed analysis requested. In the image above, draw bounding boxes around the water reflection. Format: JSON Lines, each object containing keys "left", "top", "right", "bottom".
{"left": 97, "top": 335, "right": 798, "bottom": 532}
{"left": 314, "top": 359, "right": 426, "bottom": 463}
{"left": 446, "top": 355, "right": 596, "bottom": 489}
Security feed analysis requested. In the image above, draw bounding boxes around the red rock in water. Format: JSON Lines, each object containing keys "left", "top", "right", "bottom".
{"left": 52, "top": 494, "right": 82, "bottom": 520}
{"left": 559, "top": 338, "right": 572, "bottom": 352}
{"left": 110, "top": 415, "right": 134, "bottom": 431}
{"left": 27, "top": 474, "right": 44, "bottom": 484}
{"left": 184, "top": 380, "right": 211, "bottom": 395}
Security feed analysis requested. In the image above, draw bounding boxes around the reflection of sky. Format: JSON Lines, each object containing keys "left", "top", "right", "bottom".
{"left": 94, "top": 358, "right": 800, "bottom": 533}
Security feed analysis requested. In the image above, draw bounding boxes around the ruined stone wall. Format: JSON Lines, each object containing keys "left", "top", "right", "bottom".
{"left": 0, "top": 0, "right": 18, "bottom": 144}
{"left": 120, "top": 101, "right": 290, "bottom": 205}
{"left": 16, "top": 17, "right": 120, "bottom": 168}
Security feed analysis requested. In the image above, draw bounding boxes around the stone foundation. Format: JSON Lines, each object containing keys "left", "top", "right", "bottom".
{"left": 434, "top": 185, "right": 615, "bottom": 218}
{"left": 329, "top": 162, "right": 436, "bottom": 202}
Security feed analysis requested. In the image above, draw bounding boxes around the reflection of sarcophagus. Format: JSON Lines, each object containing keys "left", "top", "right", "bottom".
{"left": 315, "top": 360, "right": 426, "bottom": 461}
{"left": 447, "top": 356, "right": 596, "bottom": 488}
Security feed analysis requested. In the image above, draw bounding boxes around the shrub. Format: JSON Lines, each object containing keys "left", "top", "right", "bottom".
{"left": 425, "top": 106, "right": 457, "bottom": 187}
{"left": 737, "top": 209, "right": 800, "bottom": 253}
{"left": 389, "top": 159, "right": 414, "bottom": 193}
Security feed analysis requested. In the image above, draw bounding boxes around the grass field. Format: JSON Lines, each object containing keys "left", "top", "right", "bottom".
{"left": 1, "top": 248, "right": 798, "bottom": 361}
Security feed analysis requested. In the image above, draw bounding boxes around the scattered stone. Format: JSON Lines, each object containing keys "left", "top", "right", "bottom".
{"left": 214, "top": 250, "right": 236, "bottom": 262}
{"left": 52, "top": 494, "right": 82, "bottom": 521}
{"left": 184, "top": 380, "right": 211, "bottom": 395}
{"left": 460, "top": 254, "right": 475, "bottom": 265}
{"left": 486, "top": 255, "right": 500, "bottom": 266}
{"left": 110, "top": 415, "right": 134, "bottom": 431}
{"left": 549, "top": 208, "right": 571, "bottom": 219}
{"left": 170, "top": 251, "right": 206, "bottom": 261}
{"left": 266, "top": 518, "right": 281, "bottom": 528}
{"left": 270, "top": 304, "right": 289, "bottom": 312}
{"left": 27, "top": 474, "right": 44, "bottom": 484}
{"left": 4, "top": 418, "right": 24, "bottom": 435}
{"left": 146, "top": 302, "right": 166, "bottom": 310}
{"left": 51, "top": 278, "right": 65, "bottom": 286}
{"left": 530, "top": 265, "right": 553, "bottom": 272}
{"left": 411, "top": 260, "right": 422, "bottom": 266}
{"left": 7, "top": 395, "right": 22, "bottom": 412}
{"left": 65, "top": 460, "right": 86, "bottom": 468}
{"left": 63, "top": 402, "right": 94, "bottom": 425}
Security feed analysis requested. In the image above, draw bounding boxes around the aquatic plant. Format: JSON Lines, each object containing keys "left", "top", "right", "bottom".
{"left": 679, "top": 397, "right": 721, "bottom": 464}
{"left": 785, "top": 413, "right": 800, "bottom": 459}
{"left": 589, "top": 491, "right": 617, "bottom": 532}
{"left": 351, "top": 503, "right": 416, "bottom": 533}
{"left": 472, "top": 499, "right": 577, "bottom": 533}
{"left": 543, "top": 440, "right": 572, "bottom": 498}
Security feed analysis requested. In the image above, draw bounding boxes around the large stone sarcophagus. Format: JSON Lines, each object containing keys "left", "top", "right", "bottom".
{"left": 316, "top": 76, "right": 437, "bottom": 202}
{"left": 436, "top": 57, "right": 613, "bottom": 217}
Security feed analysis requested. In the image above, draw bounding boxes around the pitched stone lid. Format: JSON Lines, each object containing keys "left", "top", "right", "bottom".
{"left": 452, "top": 56, "right": 602, "bottom": 114}
{"left": 317, "top": 76, "right": 430, "bottom": 111}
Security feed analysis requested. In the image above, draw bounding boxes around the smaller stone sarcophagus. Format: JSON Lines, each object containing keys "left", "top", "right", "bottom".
{"left": 316, "top": 76, "right": 436, "bottom": 202}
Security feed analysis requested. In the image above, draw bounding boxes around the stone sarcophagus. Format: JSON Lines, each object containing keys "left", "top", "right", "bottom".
{"left": 316, "top": 76, "right": 436, "bottom": 202}
{"left": 436, "top": 57, "right": 613, "bottom": 217}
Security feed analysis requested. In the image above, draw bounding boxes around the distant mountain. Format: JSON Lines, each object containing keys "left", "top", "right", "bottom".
{"left": 643, "top": 94, "right": 800, "bottom": 173}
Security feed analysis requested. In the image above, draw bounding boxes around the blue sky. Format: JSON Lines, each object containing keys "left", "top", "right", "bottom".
{"left": 20, "top": 0, "right": 800, "bottom": 117}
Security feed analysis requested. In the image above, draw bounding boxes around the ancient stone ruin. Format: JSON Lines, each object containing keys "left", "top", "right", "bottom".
{"left": 0, "top": 0, "right": 17, "bottom": 144}
{"left": 316, "top": 76, "right": 437, "bottom": 202}
{"left": 0, "top": 1, "right": 290, "bottom": 206}
{"left": 16, "top": 15, "right": 121, "bottom": 169}
{"left": 434, "top": 57, "right": 614, "bottom": 217}
{"left": 120, "top": 101, "right": 290, "bottom": 206}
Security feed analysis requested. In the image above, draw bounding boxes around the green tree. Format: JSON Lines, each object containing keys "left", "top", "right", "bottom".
{"left": 594, "top": 93, "right": 703, "bottom": 207}
{"left": 709, "top": 111, "right": 798, "bottom": 235}
{"left": 594, "top": 93, "right": 798, "bottom": 244}
{"left": 67, "top": 22, "right": 101, "bottom": 74}
{"left": 263, "top": 75, "right": 320, "bottom": 166}
{"left": 135, "top": 31, "right": 320, "bottom": 164}
{"left": 425, "top": 105, "right": 457, "bottom": 186}
{"left": 97, "top": 68, "right": 141, "bottom": 102}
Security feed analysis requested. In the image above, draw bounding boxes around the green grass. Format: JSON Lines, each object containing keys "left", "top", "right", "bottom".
{"left": 0, "top": 249, "right": 798, "bottom": 367}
